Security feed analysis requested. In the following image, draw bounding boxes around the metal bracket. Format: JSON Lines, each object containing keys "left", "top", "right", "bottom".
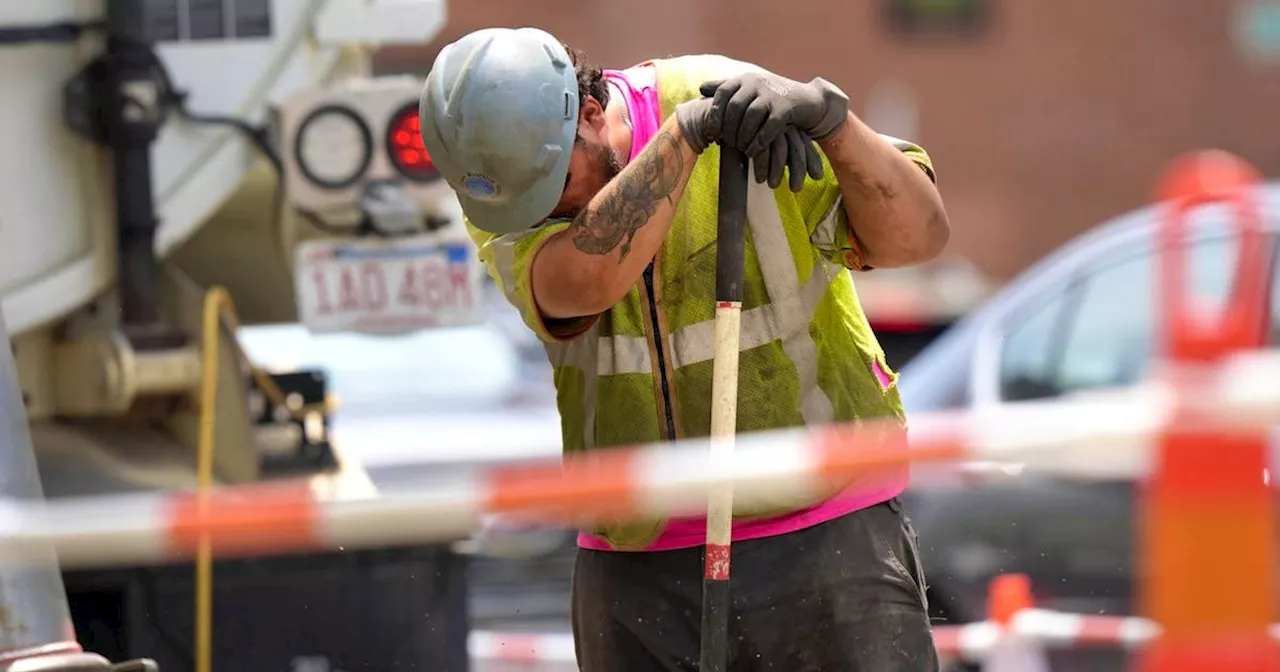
{"left": 362, "top": 180, "right": 426, "bottom": 236}
{"left": 253, "top": 369, "right": 338, "bottom": 477}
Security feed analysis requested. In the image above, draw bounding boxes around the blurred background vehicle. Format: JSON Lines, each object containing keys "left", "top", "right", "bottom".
{"left": 0, "top": 2, "right": 488, "bottom": 669}
{"left": 896, "top": 182, "right": 1280, "bottom": 670}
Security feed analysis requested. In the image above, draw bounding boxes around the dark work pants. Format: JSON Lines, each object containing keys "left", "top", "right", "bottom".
{"left": 571, "top": 498, "right": 939, "bottom": 672}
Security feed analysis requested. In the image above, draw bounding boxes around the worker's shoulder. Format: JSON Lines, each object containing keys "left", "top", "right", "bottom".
{"left": 464, "top": 213, "right": 570, "bottom": 259}
{"left": 876, "top": 133, "right": 936, "bottom": 182}
{"left": 878, "top": 133, "right": 926, "bottom": 154}
{"left": 646, "top": 54, "right": 764, "bottom": 70}
{"left": 648, "top": 54, "right": 767, "bottom": 84}
{"left": 462, "top": 215, "right": 496, "bottom": 246}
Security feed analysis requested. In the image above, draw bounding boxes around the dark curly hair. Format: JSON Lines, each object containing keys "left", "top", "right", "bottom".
{"left": 561, "top": 42, "right": 610, "bottom": 112}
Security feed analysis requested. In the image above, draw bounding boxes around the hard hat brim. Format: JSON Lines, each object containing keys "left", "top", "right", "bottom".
{"left": 455, "top": 134, "right": 573, "bottom": 236}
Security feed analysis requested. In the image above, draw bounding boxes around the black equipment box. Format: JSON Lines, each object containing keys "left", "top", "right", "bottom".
{"left": 64, "top": 545, "right": 470, "bottom": 672}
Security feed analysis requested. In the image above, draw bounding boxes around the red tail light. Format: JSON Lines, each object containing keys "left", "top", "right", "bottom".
{"left": 386, "top": 102, "right": 439, "bottom": 182}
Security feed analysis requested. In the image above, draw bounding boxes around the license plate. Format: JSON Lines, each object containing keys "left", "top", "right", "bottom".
{"left": 294, "top": 235, "right": 486, "bottom": 335}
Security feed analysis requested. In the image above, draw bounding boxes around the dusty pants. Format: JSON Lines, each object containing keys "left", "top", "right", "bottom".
{"left": 571, "top": 498, "right": 939, "bottom": 672}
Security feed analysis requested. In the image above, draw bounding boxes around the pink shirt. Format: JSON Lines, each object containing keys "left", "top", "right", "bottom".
{"left": 577, "top": 65, "right": 908, "bottom": 553}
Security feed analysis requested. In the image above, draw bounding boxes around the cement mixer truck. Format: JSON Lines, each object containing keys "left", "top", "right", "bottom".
{"left": 0, "top": 2, "right": 478, "bottom": 670}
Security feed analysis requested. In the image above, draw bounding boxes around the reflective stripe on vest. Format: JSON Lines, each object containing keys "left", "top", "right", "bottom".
{"left": 487, "top": 232, "right": 522, "bottom": 305}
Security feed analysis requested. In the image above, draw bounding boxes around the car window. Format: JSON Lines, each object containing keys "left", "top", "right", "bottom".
{"left": 1055, "top": 251, "right": 1161, "bottom": 390}
{"left": 998, "top": 287, "right": 1076, "bottom": 402}
{"left": 998, "top": 232, "right": 1240, "bottom": 401}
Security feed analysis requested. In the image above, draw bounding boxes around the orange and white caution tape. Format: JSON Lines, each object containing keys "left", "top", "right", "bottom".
{"left": 935, "top": 610, "right": 1280, "bottom": 660}
{"left": 467, "top": 612, "right": 1280, "bottom": 666}
{"left": 932, "top": 610, "right": 1161, "bottom": 660}
{"left": 0, "top": 351, "right": 1278, "bottom": 570}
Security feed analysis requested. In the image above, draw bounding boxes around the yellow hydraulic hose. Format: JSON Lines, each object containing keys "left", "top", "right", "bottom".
{"left": 195, "top": 288, "right": 224, "bottom": 672}
{"left": 196, "top": 286, "right": 330, "bottom": 672}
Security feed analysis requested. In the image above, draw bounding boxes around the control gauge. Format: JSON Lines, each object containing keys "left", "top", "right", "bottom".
{"left": 293, "top": 105, "right": 374, "bottom": 190}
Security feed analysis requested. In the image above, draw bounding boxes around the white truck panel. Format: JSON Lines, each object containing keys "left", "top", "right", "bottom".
{"left": 0, "top": 0, "right": 114, "bottom": 336}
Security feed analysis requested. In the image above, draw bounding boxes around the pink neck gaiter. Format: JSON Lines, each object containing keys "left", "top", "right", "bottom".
{"left": 602, "top": 65, "right": 661, "bottom": 163}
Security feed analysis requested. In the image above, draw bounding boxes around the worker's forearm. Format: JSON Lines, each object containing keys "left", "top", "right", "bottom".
{"left": 533, "top": 117, "right": 698, "bottom": 319}
{"left": 819, "top": 112, "right": 950, "bottom": 269}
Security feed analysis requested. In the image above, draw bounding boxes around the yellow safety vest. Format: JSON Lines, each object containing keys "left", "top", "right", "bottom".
{"left": 468, "top": 54, "right": 937, "bottom": 549}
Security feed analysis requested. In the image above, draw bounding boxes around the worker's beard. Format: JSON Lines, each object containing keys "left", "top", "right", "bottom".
{"left": 559, "top": 134, "right": 628, "bottom": 218}
{"left": 585, "top": 134, "right": 625, "bottom": 188}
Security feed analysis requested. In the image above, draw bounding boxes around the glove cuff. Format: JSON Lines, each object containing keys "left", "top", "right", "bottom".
{"left": 807, "top": 77, "right": 850, "bottom": 142}
{"left": 675, "top": 100, "right": 714, "bottom": 154}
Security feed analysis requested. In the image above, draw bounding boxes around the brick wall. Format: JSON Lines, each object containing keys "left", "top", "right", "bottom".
{"left": 376, "top": 0, "right": 1280, "bottom": 280}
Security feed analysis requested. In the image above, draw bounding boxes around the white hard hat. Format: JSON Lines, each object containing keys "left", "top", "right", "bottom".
{"left": 418, "top": 27, "right": 580, "bottom": 234}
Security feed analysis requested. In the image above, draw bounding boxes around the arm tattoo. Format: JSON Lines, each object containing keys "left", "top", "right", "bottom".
{"left": 570, "top": 128, "right": 685, "bottom": 260}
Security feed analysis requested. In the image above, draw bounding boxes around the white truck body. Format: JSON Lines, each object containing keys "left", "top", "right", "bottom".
{"left": 0, "top": 0, "right": 446, "bottom": 336}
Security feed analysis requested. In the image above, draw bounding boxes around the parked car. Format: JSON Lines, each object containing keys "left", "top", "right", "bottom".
{"left": 896, "top": 182, "right": 1280, "bottom": 669}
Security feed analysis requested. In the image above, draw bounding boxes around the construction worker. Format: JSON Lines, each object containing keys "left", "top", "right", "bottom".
{"left": 419, "top": 27, "right": 949, "bottom": 672}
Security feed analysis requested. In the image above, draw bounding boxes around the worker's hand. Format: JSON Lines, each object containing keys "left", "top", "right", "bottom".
{"left": 674, "top": 97, "right": 721, "bottom": 154}
{"left": 678, "top": 86, "right": 823, "bottom": 192}
{"left": 700, "top": 71, "right": 850, "bottom": 157}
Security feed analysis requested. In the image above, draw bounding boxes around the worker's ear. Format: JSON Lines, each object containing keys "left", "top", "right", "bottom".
{"left": 579, "top": 96, "right": 607, "bottom": 134}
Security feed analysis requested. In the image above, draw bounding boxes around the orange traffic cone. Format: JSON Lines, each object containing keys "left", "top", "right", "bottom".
{"left": 1136, "top": 150, "right": 1278, "bottom": 672}
{"left": 982, "top": 574, "right": 1049, "bottom": 672}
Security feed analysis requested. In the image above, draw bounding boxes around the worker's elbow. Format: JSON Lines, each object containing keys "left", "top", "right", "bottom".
{"left": 919, "top": 205, "right": 950, "bottom": 261}
{"left": 539, "top": 282, "right": 620, "bottom": 320}
{"left": 898, "top": 208, "right": 950, "bottom": 267}
{"left": 861, "top": 204, "right": 950, "bottom": 269}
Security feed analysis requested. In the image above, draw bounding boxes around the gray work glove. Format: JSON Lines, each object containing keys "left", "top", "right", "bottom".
{"left": 700, "top": 73, "right": 849, "bottom": 187}
{"left": 674, "top": 97, "right": 720, "bottom": 154}
{"left": 702, "top": 72, "right": 850, "bottom": 148}
{"left": 676, "top": 92, "right": 822, "bottom": 193}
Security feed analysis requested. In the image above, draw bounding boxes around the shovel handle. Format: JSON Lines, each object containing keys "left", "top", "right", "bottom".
{"left": 700, "top": 145, "right": 750, "bottom": 672}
